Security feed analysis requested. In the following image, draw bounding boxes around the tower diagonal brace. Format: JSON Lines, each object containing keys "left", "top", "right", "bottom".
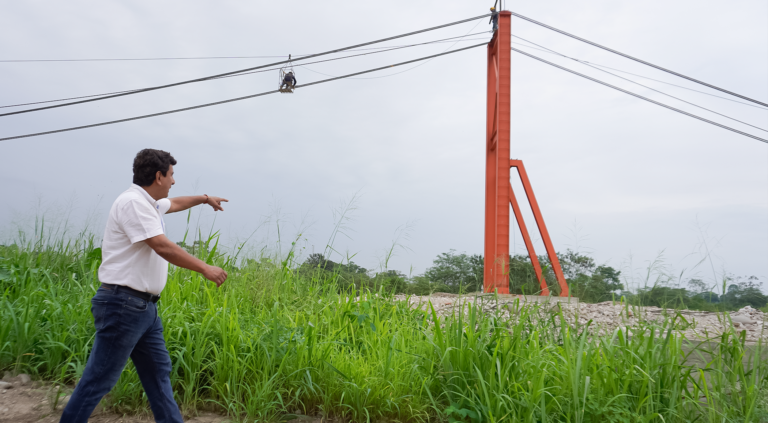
{"left": 509, "top": 160, "right": 569, "bottom": 297}
{"left": 507, "top": 183, "right": 550, "bottom": 296}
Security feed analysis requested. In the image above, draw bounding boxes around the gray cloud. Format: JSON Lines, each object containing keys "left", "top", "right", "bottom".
{"left": 1, "top": 0, "right": 766, "bottom": 289}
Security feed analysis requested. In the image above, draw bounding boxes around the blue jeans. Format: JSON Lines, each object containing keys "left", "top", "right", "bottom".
{"left": 59, "top": 285, "right": 183, "bottom": 423}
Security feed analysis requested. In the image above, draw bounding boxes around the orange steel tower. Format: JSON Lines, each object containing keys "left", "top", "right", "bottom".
{"left": 483, "top": 11, "right": 570, "bottom": 296}
{"left": 483, "top": 11, "right": 512, "bottom": 294}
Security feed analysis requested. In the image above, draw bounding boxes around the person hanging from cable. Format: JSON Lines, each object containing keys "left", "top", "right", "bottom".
{"left": 281, "top": 71, "right": 296, "bottom": 91}
{"left": 489, "top": 7, "right": 499, "bottom": 33}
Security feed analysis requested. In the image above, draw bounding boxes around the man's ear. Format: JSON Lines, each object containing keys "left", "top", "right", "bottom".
{"left": 155, "top": 170, "right": 163, "bottom": 185}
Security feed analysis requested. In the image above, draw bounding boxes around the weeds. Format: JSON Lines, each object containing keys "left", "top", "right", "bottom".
{"left": 1, "top": 232, "right": 768, "bottom": 422}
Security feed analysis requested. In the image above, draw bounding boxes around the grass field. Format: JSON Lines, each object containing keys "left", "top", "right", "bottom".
{"left": 2, "top": 230, "right": 768, "bottom": 422}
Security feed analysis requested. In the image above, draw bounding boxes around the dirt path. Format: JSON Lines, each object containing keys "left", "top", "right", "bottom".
{"left": 0, "top": 375, "right": 321, "bottom": 423}
{"left": 0, "top": 379, "right": 228, "bottom": 423}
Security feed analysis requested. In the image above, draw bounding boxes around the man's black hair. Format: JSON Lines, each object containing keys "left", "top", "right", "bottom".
{"left": 132, "top": 149, "right": 177, "bottom": 187}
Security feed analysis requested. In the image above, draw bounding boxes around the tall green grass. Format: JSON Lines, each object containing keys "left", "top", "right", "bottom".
{"left": 1, "top": 231, "right": 768, "bottom": 422}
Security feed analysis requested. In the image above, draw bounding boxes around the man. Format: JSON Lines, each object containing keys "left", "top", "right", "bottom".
{"left": 489, "top": 7, "right": 499, "bottom": 33}
{"left": 281, "top": 71, "right": 296, "bottom": 90}
{"left": 60, "top": 149, "right": 229, "bottom": 423}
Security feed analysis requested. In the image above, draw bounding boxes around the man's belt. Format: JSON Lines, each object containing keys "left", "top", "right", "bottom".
{"left": 101, "top": 283, "right": 161, "bottom": 303}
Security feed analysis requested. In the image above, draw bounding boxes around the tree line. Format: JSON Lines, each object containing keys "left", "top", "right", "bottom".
{"left": 293, "top": 250, "right": 766, "bottom": 311}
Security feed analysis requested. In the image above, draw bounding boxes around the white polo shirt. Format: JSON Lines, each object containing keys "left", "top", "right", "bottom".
{"left": 98, "top": 184, "right": 172, "bottom": 295}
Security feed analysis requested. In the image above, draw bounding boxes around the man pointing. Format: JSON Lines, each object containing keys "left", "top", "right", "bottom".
{"left": 60, "top": 149, "right": 228, "bottom": 423}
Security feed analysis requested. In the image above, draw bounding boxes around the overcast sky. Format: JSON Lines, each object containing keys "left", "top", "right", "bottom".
{"left": 1, "top": 0, "right": 766, "bottom": 292}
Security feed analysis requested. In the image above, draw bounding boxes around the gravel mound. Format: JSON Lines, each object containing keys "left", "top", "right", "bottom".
{"left": 392, "top": 293, "right": 768, "bottom": 343}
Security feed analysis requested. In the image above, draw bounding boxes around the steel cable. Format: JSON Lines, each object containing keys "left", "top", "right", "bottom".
{"left": 1, "top": 34, "right": 488, "bottom": 110}
{"left": 510, "top": 39, "right": 766, "bottom": 110}
{"left": 0, "top": 43, "right": 486, "bottom": 142}
{"left": 0, "top": 14, "right": 490, "bottom": 117}
{"left": 0, "top": 32, "right": 490, "bottom": 64}
{"left": 508, "top": 10, "right": 768, "bottom": 108}
{"left": 510, "top": 35, "right": 767, "bottom": 133}
{"left": 510, "top": 46, "right": 767, "bottom": 144}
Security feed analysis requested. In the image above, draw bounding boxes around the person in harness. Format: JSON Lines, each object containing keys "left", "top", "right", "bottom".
{"left": 281, "top": 71, "right": 296, "bottom": 90}
{"left": 489, "top": 7, "right": 499, "bottom": 33}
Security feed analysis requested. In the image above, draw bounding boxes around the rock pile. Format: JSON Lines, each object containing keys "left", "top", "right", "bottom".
{"left": 391, "top": 293, "right": 768, "bottom": 343}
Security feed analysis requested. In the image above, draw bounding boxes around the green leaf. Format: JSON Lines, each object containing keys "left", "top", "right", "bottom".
{"left": 323, "top": 360, "right": 351, "bottom": 381}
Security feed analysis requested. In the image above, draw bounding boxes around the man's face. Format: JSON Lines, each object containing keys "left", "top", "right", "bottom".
{"left": 155, "top": 164, "right": 175, "bottom": 198}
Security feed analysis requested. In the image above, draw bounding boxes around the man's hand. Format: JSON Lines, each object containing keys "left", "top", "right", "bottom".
{"left": 202, "top": 265, "right": 228, "bottom": 287}
{"left": 144, "top": 235, "right": 228, "bottom": 287}
{"left": 205, "top": 196, "right": 228, "bottom": 212}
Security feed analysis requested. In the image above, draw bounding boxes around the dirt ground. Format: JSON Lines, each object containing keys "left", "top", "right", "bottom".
{"left": 0, "top": 375, "right": 322, "bottom": 423}
{"left": 0, "top": 378, "right": 227, "bottom": 423}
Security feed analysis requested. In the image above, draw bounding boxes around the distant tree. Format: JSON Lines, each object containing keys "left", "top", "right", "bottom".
{"left": 626, "top": 276, "right": 768, "bottom": 311}
{"left": 344, "top": 261, "right": 368, "bottom": 275}
{"left": 559, "top": 250, "right": 596, "bottom": 280}
{"left": 422, "top": 250, "right": 483, "bottom": 294}
{"left": 595, "top": 265, "right": 622, "bottom": 291}
{"left": 720, "top": 276, "right": 768, "bottom": 308}
{"left": 299, "top": 254, "right": 370, "bottom": 291}
{"left": 407, "top": 275, "right": 447, "bottom": 296}
{"left": 554, "top": 250, "right": 622, "bottom": 302}
{"left": 507, "top": 250, "right": 622, "bottom": 300}
{"left": 303, "top": 253, "right": 334, "bottom": 271}
{"left": 301, "top": 253, "right": 367, "bottom": 274}
{"left": 468, "top": 254, "right": 484, "bottom": 285}
{"left": 509, "top": 254, "right": 545, "bottom": 295}
{"left": 687, "top": 278, "right": 720, "bottom": 304}
{"left": 693, "top": 291, "right": 721, "bottom": 304}
{"left": 371, "top": 270, "right": 408, "bottom": 294}
{"left": 688, "top": 278, "right": 707, "bottom": 294}
{"left": 633, "top": 286, "right": 690, "bottom": 308}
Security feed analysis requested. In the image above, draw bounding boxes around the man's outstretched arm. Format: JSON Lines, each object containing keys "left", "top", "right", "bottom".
{"left": 144, "top": 234, "right": 228, "bottom": 286}
{"left": 168, "top": 195, "right": 228, "bottom": 213}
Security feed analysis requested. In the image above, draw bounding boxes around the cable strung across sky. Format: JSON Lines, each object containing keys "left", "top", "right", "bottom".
{"left": 510, "top": 46, "right": 767, "bottom": 144}
{"left": 0, "top": 33, "right": 488, "bottom": 110}
{"left": 4, "top": 41, "right": 763, "bottom": 145}
{"left": 210, "top": 36, "right": 488, "bottom": 81}
{"left": 510, "top": 37, "right": 767, "bottom": 110}
{"left": 0, "top": 32, "right": 490, "bottom": 64}
{"left": 0, "top": 13, "right": 491, "bottom": 117}
{"left": 1, "top": 11, "right": 763, "bottom": 145}
{"left": 509, "top": 11, "right": 768, "bottom": 108}
{"left": 0, "top": 44, "right": 487, "bottom": 142}
{"left": 510, "top": 35, "right": 767, "bottom": 133}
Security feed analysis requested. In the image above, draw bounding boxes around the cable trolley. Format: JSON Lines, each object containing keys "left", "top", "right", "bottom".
{"left": 279, "top": 54, "right": 297, "bottom": 94}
